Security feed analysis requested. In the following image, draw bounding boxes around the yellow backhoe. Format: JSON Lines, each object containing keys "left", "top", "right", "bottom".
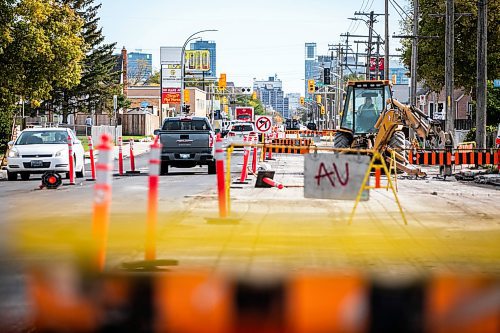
{"left": 333, "top": 80, "right": 453, "bottom": 176}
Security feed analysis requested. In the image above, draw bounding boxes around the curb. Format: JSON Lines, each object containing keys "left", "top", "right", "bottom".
{"left": 85, "top": 147, "right": 151, "bottom": 160}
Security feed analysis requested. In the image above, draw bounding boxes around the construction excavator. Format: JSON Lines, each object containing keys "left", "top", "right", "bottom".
{"left": 333, "top": 80, "right": 454, "bottom": 176}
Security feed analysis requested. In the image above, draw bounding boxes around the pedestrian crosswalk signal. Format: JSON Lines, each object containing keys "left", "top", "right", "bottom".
{"left": 308, "top": 79, "right": 315, "bottom": 93}
{"left": 316, "top": 95, "right": 321, "bottom": 104}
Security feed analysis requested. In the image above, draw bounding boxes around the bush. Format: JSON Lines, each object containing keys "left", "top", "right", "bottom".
{"left": 465, "top": 125, "right": 498, "bottom": 142}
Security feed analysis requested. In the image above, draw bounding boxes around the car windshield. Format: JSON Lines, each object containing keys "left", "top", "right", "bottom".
{"left": 163, "top": 119, "right": 210, "bottom": 131}
{"left": 231, "top": 124, "right": 254, "bottom": 132}
{"left": 15, "top": 131, "right": 67, "bottom": 145}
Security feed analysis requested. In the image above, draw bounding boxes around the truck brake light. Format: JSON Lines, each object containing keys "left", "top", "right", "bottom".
{"left": 209, "top": 135, "right": 214, "bottom": 147}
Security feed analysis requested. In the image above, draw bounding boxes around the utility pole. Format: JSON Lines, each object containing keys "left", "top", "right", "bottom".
{"left": 375, "top": 36, "right": 381, "bottom": 79}
{"left": 476, "top": 0, "right": 487, "bottom": 148}
{"left": 410, "top": 0, "right": 419, "bottom": 107}
{"left": 366, "top": 11, "right": 375, "bottom": 79}
{"left": 384, "top": 0, "right": 390, "bottom": 80}
{"left": 445, "top": 0, "right": 455, "bottom": 135}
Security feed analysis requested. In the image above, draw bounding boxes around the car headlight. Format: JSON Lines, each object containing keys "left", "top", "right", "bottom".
{"left": 55, "top": 149, "right": 65, "bottom": 157}
{"left": 8, "top": 149, "right": 19, "bottom": 158}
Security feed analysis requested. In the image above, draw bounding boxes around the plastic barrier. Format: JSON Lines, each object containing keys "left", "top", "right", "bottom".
{"left": 266, "top": 133, "right": 274, "bottom": 161}
{"left": 87, "top": 136, "right": 96, "bottom": 181}
{"left": 91, "top": 134, "right": 113, "bottom": 272}
{"left": 408, "top": 149, "right": 500, "bottom": 167}
{"left": 251, "top": 136, "right": 257, "bottom": 175}
{"left": 239, "top": 136, "right": 250, "bottom": 183}
{"left": 127, "top": 138, "right": 138, "bottom": 174}
{"left": 272, "top": 138, "right": 313, "bottom": 146}
{"left": 24, "top": 271, "right": 500, "bottom": 333}
{"left": 262, "top": 177, "right": 284, "bottom": 189}
{"left": 146, "top": 137, "right": 161, "bottom": 260}
{"left": 117, "top": 136, "right": 124, "bottom": 176}
{"left": 215, "top": 134, "right": 227, "bottom": 218}
{"left": 67, "top": 135, "right": 75, "bottom": 185}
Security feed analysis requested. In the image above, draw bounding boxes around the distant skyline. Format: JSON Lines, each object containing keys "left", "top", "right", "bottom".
{"left": 99, "top": 0, "right": 409, "bottom": 94}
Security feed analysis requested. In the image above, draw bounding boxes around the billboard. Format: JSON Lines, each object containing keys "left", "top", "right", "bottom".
{"left": 160, "top": 47, "right": 182, "bottom": 105}
{"left": 185, "top": 50, "right": 211, "bottom": 72}
{"left": 162, "top": 87, "right": 181, "bottom": 104}
{"left": 369, "top": 57, "right": 384, "bottom": 71}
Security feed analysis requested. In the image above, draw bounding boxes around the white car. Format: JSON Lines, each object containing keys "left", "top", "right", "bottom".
{"left": 225, "top": 122, "right": 257, "bottom": 146}
{"left": 6, "top": 128, "right": 85, "bottom": 181}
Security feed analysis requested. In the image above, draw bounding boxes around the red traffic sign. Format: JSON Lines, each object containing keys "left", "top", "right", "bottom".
{"left": 255, "top": 116, "right": 272, "bottom": 133}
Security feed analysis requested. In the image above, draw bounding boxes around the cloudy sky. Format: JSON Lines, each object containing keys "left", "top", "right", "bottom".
{"left": 99, "top": 0, "right": 409, "bottom": 94}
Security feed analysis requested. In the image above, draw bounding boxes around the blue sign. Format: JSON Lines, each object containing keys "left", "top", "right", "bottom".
{"left": 140, "top": 101, "right": 149, "bottom": 108}
{"left": 494, "top": 80, "right": 500, "bottom": 88}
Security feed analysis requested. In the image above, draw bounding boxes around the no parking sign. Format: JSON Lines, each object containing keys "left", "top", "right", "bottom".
{"left": 255, "top": 116, "right": 272, "bottom": 134}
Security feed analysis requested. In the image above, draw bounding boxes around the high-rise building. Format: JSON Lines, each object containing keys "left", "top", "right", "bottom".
{"left": 127, "top": 51, "right": 152, "bottom": 83}
{"left": 253, "top": 76, "right": 285, "bottom": 116}
{"left": 285, "top": 93, "right": 301, "bottom": 118}
{"left": 190, "top": 40, "right": 216, "bottom": 78}
{"left": 284, "top": 97, "right": 290, "bottom": 118}
{"left": 304, "top": 43, "right": 318, "bottom": 99}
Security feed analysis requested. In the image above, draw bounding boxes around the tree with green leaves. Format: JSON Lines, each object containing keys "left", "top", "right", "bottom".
{"left": 400, "top": 0, "right": 499, "bottom": 94}
{"left": 235, "top": 95, "right": 265, "bottom": 115}
{"left": 147, "top": 70, "right": 160, "bottom": 86}
{"left": 0, "top": 0, "right": 84, "bottom": 150}
{"left": 51, "top": 0, "right": 123, "bottom": 123}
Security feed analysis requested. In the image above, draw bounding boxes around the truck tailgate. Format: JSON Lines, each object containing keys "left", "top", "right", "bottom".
{"left": 160, "top": 131, "right": 211, "bottom": 152}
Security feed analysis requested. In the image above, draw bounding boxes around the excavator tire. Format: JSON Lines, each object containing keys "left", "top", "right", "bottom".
{"left": 387, "top": 130, "right": 407, "bottom": 160}
{"left": 333, "top": 131, "right": 353, "bottom": 149}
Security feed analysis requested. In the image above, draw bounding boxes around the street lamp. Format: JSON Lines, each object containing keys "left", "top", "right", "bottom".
{"left": 180, "top": 29, "right": 218, "bottom": 115}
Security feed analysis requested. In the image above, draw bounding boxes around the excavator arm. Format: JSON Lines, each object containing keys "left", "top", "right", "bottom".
{"left": 389, "top": 99, "right": 433, "bottom": 141}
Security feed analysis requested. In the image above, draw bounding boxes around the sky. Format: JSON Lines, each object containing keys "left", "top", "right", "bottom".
{"left": 98, "top": 0, "right": 410, "bottom": 94}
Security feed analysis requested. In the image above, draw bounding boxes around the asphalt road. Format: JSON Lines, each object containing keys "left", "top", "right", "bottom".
{"left": 1, "top": 150, "right": 245, "bottom": 217}
{"left": 0, "top": 149, "right": 246, "bottom": 330}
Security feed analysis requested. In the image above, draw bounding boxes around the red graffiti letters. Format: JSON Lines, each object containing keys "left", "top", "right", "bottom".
{"left": 314, "top": 162, "right": 350, "bottom": 187}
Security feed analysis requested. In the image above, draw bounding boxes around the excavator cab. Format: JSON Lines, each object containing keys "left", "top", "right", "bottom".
{"left": 340, "top": 80, "right": 393, "bottom": 135}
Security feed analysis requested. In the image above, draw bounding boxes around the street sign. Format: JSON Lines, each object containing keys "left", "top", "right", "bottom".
{"left": 304, "top": 154, "right": 370, "bottom": 200}
{"left": 494, "top": 79, "right": 500, "bottom": 88}
{"left": 255, "top": 116, "right": 272, "bottom": 134}
{"left": 419, "top": 95, "right": 426, "bottom": 106}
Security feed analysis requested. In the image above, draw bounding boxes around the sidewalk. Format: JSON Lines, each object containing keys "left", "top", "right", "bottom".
{"left": 85, "top": 141, "right": 152, "bottom": 160}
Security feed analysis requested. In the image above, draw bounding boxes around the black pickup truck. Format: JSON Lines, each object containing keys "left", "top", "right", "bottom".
{"left": 154, "top": 117, "right": 216, "bottom": 175}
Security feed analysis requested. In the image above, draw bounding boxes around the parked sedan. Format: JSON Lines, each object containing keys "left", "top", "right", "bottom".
{"left": 225, "top": 122, "right": 257, "bottom": 146}
{"left": 6, "top": 128, "right": 85, "bottom": 181}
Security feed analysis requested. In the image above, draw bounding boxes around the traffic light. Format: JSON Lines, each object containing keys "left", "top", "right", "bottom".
{"left": 324, "top": 68, "right": 331, "bottom": 85}
{"left": 308, "top": 79, "right": 315, "bottom": 93}
{"left": 316, "top": 95, "right": 322, "bottom": 104}
{"left": 300, "top": 97, "right": 304, "bottom": 105}
{"left": 183, "top": 105, "right": 191, "bottom": 113}
{"left": 320, "top": 106, "right": 325, "bottom": 115}
{"left": 219, "top": 73, "right": 227, "bottom": 90}
{"left": 184, "top": 92, "right": 190, "bottom": 103}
